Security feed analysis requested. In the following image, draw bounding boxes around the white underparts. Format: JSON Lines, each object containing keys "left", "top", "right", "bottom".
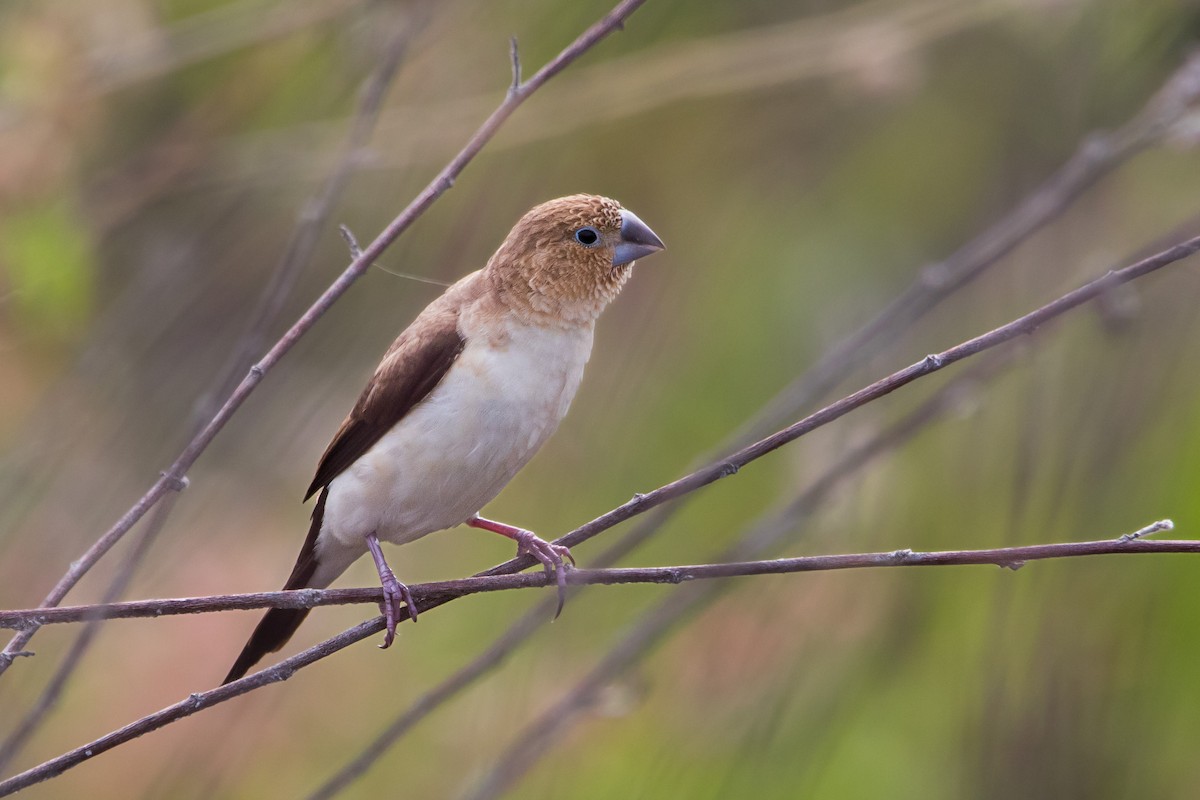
{"left": 315, "top": 316, "right": 594, "bottom": 581}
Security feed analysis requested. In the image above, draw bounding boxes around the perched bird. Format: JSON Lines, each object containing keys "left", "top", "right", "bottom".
{"left": 224, "top": 194, "right": 665, "bottom": 683}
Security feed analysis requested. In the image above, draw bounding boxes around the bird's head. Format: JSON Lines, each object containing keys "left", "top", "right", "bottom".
{"left": 487, "top": 194, "right": 665, "bottom": 324}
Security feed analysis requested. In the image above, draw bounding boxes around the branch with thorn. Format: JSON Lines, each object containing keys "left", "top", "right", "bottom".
{"left": 509, "top": 36, "right": 522, "bottom": 95}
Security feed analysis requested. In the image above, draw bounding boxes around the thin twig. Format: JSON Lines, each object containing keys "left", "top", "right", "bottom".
{"left": 0, "top": 527, "right": 1187, "bottom": 631}
{"left": 1120, "top": 519, "right": 1173, "bottom": 542}
{"left": 0, "top": 13, "right": 424, "bottom": 772}
{"left": 338, "top": 224, "right": 363, "bottom": 259}
{"left": 0, "top": 0, "right": 651, "bottom": 679}
{"left": 0, "top": 579, "right": 527, "bottom": 629}
{"left": 3, "top": 233, "right": 1198, "bottom": 796}
{"left": 341, "top": 224, "right": 451, "bottom": 286}
{"left": 509, "top": 37, "right": 522, "bottom": 95}
{"left": 0, "top": 527, "right": 1190, "bottom": 796}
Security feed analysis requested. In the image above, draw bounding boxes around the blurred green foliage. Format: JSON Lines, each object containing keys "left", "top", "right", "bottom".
{"left": 0, "top": 203, "right": 95, "bottom": 344}
{"left": 2, "top": 0, "right": 1200, "bottom": 798}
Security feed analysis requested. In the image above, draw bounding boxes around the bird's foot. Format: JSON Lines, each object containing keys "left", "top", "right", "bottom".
{"left": 511, "top": 529, "right": 574, "bottom": 619}
{"left": 365, "top": 531, "right": 416, "bottom": 650}
{"left": 466, "top": 516, "right": 574, "bottom": 618}
{"left": 376, "top": 568, "right": 416, "bottom": 649}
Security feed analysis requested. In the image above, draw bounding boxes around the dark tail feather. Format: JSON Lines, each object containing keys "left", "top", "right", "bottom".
{"left": 223, "top": 489, "right": 327, "bottom": 684}
{"left": 222, "top": 603, "right": 312, "bottom": 685}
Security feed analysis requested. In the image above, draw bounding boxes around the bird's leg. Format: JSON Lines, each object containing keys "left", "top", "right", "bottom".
{"left": 466, "top": 515, "right": 574, "bottom": 618}
{"left": 365, "top": 532, "right": 417, "bottom": 649}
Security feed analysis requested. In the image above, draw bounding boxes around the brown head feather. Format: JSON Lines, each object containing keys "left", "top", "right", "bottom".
{"left": 486, "top": 194, "right": 633, "bottom": 325}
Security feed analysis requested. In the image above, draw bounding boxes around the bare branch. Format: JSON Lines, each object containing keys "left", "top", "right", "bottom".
{"left": 0, "top": 526, "right": 1189, "bottom": 631}
{"left": 0, "top": 0, "right": 651, "bottom": 678}
{"left": 0, "top": 580, "right": 522, "bottom": 629}
{"left": 0, "top": 525, "right": 1191, "bottom": 796}
{"left": 0, "top": 13, "right": 425, "bottom": 773}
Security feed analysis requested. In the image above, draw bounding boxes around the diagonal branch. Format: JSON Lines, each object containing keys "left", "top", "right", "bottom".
{"left": 2, "top": 231, "right": 1198, "bottom": 796}
{"left": 0, "top": 0, "right": 651, "bottom": 679}
{"left": 0, "top": 12, "right": 426, "bottom": 775}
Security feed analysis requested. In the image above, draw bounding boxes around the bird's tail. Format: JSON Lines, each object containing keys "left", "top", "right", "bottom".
{"left": 223, "top": 489, "right": 343, "bottom": 684}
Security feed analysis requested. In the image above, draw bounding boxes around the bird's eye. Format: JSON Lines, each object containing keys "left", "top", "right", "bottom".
{"left": 574, "top": 227, "right": 600, "bottom": 247}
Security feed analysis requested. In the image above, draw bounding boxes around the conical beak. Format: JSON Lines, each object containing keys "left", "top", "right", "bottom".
{"left": 613, "top": 209, "right": 665, "bottom": 267}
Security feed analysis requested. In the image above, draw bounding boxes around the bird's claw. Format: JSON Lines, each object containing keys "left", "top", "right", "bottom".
{"left": 513, "top": 531, "right": 573, "bottom": 619}
{"left": 377, "top": 568, "right": 417, "bottom": 649}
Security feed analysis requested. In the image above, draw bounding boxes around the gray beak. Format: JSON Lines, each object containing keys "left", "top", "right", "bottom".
{"left": 613, "top": 209, "right": 665, "bottom": 267}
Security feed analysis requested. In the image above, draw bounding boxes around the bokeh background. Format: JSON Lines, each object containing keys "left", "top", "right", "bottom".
{"left": 4, "top": 0, "right": 1200, "bottom": 797}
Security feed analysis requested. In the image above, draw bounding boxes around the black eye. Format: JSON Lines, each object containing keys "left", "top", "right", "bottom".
{"left": 574, "top": 226, "right": 600, "bottom": 247}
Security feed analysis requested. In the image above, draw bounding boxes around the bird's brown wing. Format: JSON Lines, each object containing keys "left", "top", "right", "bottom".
{"left": 304, "top": 313, "right": 467, "bottom": 501}
{"left": 224, "top": 315, "right": 466, "bottom": 684}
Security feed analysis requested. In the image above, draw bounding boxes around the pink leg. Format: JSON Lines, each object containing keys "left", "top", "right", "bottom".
{"left": 466, "top": 516, "right": 574, "bottom": 618}
{"left": 366, "top": 532, "right": 417, "bottom": 649}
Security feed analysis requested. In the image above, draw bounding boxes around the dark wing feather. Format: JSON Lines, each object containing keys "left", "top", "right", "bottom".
{"left": 223, "top": 319, "right": 463, "bottom": 684}
{"left": 224, "top": 281, "right": 472, "bottom": 684}
{"left": 304, "top": 314, "right": 466, "bottom": 501}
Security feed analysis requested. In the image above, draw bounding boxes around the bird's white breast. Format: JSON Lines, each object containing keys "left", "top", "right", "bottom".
{"left": 322, "top": 317, "right": 594, "bottom": 550}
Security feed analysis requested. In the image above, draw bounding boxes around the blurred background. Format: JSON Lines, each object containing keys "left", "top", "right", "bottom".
{"left": 3, "top": 0, "right": 1200, "bottom": 797}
